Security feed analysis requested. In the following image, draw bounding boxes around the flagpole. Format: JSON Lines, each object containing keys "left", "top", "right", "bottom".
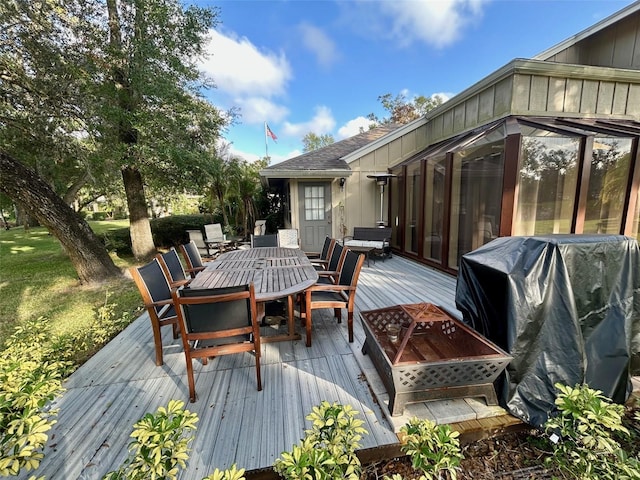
{"left": 264, "top": 121, "right": 269, "bottom": 163}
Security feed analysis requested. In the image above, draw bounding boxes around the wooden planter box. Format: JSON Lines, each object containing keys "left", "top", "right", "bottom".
{"left": 360, "top": 303, "right": 512, "bottom": 416}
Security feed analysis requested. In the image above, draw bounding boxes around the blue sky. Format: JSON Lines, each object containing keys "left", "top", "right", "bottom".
{"left": 193, "top": 0, "right": 635, "bottom": 164}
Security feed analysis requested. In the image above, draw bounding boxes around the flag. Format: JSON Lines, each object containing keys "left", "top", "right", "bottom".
{"left": 266, "top": 123, "right": 278, "bottom": 142}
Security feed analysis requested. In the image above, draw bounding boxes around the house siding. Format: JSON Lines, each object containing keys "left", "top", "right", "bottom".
{"left": 541, "top": 9, "right": 640, "bottom": 70}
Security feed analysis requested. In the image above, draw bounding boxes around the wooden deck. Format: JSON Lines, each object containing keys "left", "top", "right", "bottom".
{"left": 24, "top": 255, "right": 514, "bottom": 480}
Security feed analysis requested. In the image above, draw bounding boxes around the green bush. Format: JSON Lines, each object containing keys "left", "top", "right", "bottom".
{"left": 396, "top": 417, "right": 463, "bottom": 480}
{"left": 0, "top": 318, "right": 71, "bottom": 477}
{"left": 102, "top": 400, "right": 198, "bottom": 480}
{"left": 274, "top": 401, "right": 367, "bottom": 480}
{"left": 95, "top": 214, "right": 223, "bottom": 254}
{"left": 91, "top": 212, "right": 109, "bottom": 221}
{"left": 544, "top": 382, "right": 640, "bottom": 479}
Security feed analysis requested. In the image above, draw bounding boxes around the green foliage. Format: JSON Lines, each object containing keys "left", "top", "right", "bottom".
{"left": 544, "top": 382, "right": 640, "bottom": 479}
{"left": 95, "top": 214, "right": 218, "bottom": 254}
{"left": 396, "top": 417, "right": 463, "bottom": 480}
{"left": 0, "top": 318, "right": 70, "bottom": 476}
{"left": 367, "top": 92, "right": 445, "bottom": 125}
{"left": 102, "top": 400, "right": 199, "bottom": 480}
{"left": 274, "top": 401, "right": 367, "bottom": 480}
{"left": 302, "top": 133, "right": 335, "bottom": 152}
{"left": 202, "top": 464, "right": 246, "bottom": 480}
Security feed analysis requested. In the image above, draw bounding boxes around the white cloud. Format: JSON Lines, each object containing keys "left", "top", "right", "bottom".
{"left": 234, "top": 97, "right": 289, "bottom": 125}
{"left": 297, "top": 23, "right": 340, "bottom": 68}
{"left": 200, "top": 29, "right": 292, "bottom": 98}
{"left": 342, "top": 0, "right": 488, "bottom": 49}
{"left": 282, "top": 106, "right": 336, "bottom": 138}
{"left": 337, "top": 117, "right": 373, "bottom": 139}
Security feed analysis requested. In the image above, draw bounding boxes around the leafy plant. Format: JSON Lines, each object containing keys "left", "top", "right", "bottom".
{"left": 202, "top": 464, "right": 246, "bottom": 480}
{"left": 0, "top": 318, "right": 70, "bottom": 477}
{"left": 544, "top": 382, "right": 640, "bottom": 479}
{"left": 102, "top": 399, "right": 199, "bottom": 480}
{"left": 396, "top": 417, "right": 463, "bottom": 480}
{"left": 274, "top": 401, "right": 368, "bottom": 480}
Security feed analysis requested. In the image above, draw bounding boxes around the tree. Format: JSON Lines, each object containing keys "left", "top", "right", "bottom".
{"left": 302, "top": 132, "right": 335, "bottom": 152}
{"left": 368, "top": 92, "right": 445, "bottom": 125}
{"left": 2, "top": 0, "right": 230, "bottom": 261}
{"left": 0, "top": 0, "right": 123, "bottom": 282}
{"left": 100, "top": 0, "right": 228, "bottom": 260}
{"left": 0, "top": 153, "right": 122, "bottom": 283}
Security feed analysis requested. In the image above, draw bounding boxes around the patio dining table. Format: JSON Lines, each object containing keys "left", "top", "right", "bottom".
{"left": 189, "top": 246, "right": 319, "bottom": 342}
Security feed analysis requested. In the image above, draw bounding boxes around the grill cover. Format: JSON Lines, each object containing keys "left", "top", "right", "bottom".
{"left": 455, "top": 234, "right": 640, "bottom": 427}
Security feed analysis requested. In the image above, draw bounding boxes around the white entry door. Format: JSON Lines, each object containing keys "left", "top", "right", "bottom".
{"left": 298, "top": 182, "right": 332, "bottom": 252}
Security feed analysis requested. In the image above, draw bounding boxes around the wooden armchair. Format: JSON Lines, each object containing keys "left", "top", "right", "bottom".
{"left": 179, "top": 241, "right": 211, "bottom": 278}
{"left": 156, "top": 248, "right": 191, "bottom": 288}
{"left": 129, "top": 259, "right": 180, "bottom": 366}
{"left": 305, "top": 236, "right": 335, "bottom": 271}
{"left": 300, "top": 250, "right": 365, "bottom": 347}
{"left": 172, "top": 284, "right": 262, "bottom": 402}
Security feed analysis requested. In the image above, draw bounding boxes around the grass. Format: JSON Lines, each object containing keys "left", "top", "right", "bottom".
{"left": 0, "top": 220, "right": 142, "bottom": 360}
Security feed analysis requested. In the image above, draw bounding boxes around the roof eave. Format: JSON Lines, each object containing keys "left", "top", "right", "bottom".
{"left": 260, "top": 169, "right": 353, "bottom": 179}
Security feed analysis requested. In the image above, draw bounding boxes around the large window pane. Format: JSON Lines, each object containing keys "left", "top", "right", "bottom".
{"left": 423, "top": 156, "right": 446, "bottom": 262}
{"left": 583, "top": 137, "right": 633, "bottom": 234}
{"left": 448, "top": 130, "right": 505, "bottom": 268}
{"left": 404, "top": 163, "right": 421, "bottom": 253}
{"left": 513, "top": 127, "right": 580, "bottom": 235}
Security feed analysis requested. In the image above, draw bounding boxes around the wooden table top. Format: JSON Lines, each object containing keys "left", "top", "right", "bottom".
{"left": 189, "top": 247, "right": 319, "bottom": 302}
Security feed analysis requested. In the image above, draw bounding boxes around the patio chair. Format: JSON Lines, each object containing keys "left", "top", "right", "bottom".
{"left": 277, "top": 228, "right": 300, "bottom": 248}
{"left": 300, "top": 249, "right": 365, "bottom": 347}
{"left": 251, "top": 233, "right": 278, "bottom": 248}
{"left": 204, "top": 223, "right": 225, "bottom": 251}
{"left": 187, "top": 229, "right": 211, "bottom": 257}
{"left": 305, "top": 236, "right": 335, "bottom": 270}
{"left": 316, "top": 242, "right": 345, "bottom": 283}
{"left": 179, "top": 241, "right": 211, "bottom": 278}
{"left": 156, "top": 248, "right": 191, "bottom": 289}
{"left": 129, "top": 258, "right": 180, "bottom": 366}
{"left": 172, "top": 283, "right": 262, "bottom": 402}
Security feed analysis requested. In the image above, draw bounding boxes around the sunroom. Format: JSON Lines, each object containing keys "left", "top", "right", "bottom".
{"left": 387, "top": 116, "right": 640, "bottom": 273}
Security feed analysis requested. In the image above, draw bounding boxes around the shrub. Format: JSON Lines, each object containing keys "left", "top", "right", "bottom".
{"left": 102, "top": 399, "right": 198, "bottom": 480}
{"left": 397, "top": 417, "right": 463, "bottom": 480}
{"left": 95, "top": 214, "right": 222, "bottom": 254}
{"left": 274, "top": 401, "right": 368, "bottom": 480}
{"left": 544, "top": 382, "right": 640, "bottom": 479}
{"left": 203, "top": 464, "right": 246, "bottom": 480}
{"left": 0, "top": 318, "right": 70, "bottom": 477}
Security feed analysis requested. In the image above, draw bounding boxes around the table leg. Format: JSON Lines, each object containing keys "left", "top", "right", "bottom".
{"left": 259, "top": 296, "right": 301, "bottom": 344}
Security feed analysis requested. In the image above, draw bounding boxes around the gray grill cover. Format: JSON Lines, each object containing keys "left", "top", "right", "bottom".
{"left": 455, "top": 234, "right": 640, "bottom": 427}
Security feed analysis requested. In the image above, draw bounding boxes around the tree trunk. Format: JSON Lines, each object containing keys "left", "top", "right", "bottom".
{"left": 0, "top": 152, "right": 122, "bottom": 284}
{"left": 122, "top": 165, "right": 155, "bottom": 260}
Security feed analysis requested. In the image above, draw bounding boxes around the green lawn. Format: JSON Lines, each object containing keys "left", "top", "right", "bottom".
{"left": 0, "top": 220, "right": 142, "bottom": 361}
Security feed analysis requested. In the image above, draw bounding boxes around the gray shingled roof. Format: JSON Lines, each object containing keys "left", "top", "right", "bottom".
{"left": 262, "top": 124, "right": 400, "bottom": 176}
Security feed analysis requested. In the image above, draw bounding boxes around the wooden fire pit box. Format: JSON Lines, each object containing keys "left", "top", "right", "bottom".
{"left": 360, "top": 303, "right": 512, "bottom": 416}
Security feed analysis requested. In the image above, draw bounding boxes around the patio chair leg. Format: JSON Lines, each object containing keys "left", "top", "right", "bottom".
{"left": 186, "top": 356, "right": 196, "bottom": 403}
{"left": 334, "top": 308, "right": 342, "bottom": 323}
{"left": 347, "top": 311, "right": 354, "bottom": 343}
{"left": 150, "top": 320, "right": 164, "bottom": 366}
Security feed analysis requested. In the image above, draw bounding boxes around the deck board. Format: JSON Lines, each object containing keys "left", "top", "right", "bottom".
{"left": 20, "top": 255, "right": 515, "bottom": 480}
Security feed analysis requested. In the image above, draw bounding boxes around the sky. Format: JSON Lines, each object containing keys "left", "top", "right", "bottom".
{"left": 192, "top": 0, "right": 636, "bottom": 164}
